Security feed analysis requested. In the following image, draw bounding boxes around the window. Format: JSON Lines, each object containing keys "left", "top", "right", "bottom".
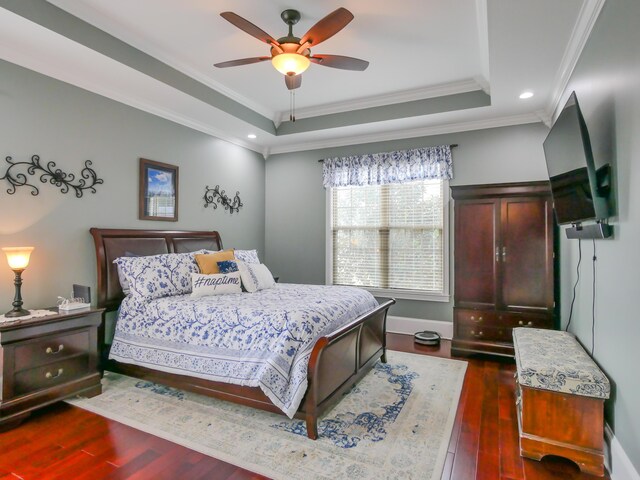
{"left": 328, "top": 179, "right": 449, "bottom": 301}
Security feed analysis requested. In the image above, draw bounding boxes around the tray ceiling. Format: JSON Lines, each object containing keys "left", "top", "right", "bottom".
{"left": 0, "top": 0, "right": 603, "bottom": 156}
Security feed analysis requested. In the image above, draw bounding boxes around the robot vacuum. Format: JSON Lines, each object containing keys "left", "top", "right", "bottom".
{"left": 414, "top": 330, "right": 441, "bottom": 346}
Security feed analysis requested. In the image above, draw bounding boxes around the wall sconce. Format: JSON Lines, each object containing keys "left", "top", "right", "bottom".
{"left": 2, "top": 247, "right": 34, "bottom": 318}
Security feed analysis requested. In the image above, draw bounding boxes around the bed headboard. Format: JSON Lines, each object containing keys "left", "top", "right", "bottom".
{"left": 90, "top": 228, "right": 223, "bottom": 311}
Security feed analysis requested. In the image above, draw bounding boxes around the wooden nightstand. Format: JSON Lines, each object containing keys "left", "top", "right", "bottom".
{"left": 0, "top": 307, "right": 103, "bottom": 430}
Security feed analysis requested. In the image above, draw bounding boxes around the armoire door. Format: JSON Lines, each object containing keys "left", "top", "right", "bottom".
{"left": 454, "top": 198, "right": 499, "bottom": 309}
{"left": 499, "top": 196, "right": 554, "bottom": 312}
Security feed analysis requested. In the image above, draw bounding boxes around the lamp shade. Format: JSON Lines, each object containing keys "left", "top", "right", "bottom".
{"left": 271, "top": 53, "right": 310, "bottom": 76}
{"left": 2, "top": 247, "right": 34, "bottom": 270}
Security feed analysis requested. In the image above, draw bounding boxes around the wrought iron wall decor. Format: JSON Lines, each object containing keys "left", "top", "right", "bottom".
{"left": 203, "top": 185, "right": 243, "bottom": 214}
{"left": 0, "top": 155, "right": 103, "bottom": 197}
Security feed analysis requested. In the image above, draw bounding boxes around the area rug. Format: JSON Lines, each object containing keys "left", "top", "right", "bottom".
{"left": 68, "top": 351, "right": 467, "bottom": 480}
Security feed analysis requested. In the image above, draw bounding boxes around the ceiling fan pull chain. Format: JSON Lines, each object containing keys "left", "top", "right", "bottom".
{"left": 289, "top": 91, "right": 296, "bottom": 122}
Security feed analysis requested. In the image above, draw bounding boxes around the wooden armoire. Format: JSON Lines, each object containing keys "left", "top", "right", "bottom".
{"left": 451, "top": 181, "right": 558, "bottom": 357}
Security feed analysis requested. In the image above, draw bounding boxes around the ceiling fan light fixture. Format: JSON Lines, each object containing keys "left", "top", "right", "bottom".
{"left": 272, "top": 53, "right": 310, "bottom": 76}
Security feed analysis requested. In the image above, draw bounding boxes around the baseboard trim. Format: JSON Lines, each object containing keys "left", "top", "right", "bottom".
{"left": 605, "top": 423, "right": 640, "bottom": 480}
{"left": 387, "top": 315, "right": 453, "bottom": 340}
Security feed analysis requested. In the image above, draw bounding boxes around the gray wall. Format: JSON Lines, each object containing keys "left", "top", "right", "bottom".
{"left": 265, "top": 123, "right": 549, "bottom": 320}
{"left": 0, "top": 59, "right": 265, "bottom": 312}
{"left": 557, "top": 0, "right": 640, "bottom": 470}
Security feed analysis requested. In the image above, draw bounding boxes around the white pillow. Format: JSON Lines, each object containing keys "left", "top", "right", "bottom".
{"left": 234, "top": 249, "right": 260, "bottom": 264}
{"left": 237, "top": 262, "right": 276, "bottom": 293}
{"left": 191, "top": 272, "right": 242, "bottom": 297}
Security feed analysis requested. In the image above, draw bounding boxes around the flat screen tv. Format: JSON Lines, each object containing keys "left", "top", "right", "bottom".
{"left": 543, "top": 91, "right": 610, "bottom": 226}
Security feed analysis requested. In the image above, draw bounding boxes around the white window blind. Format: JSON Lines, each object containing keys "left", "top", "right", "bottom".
{"left": 330, "top": 179, "right": 446, "bottom": 296}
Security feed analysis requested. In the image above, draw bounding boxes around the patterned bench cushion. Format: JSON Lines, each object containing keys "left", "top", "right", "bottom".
{"left": 513, "top": 328, "right": 610, "bottom": 399}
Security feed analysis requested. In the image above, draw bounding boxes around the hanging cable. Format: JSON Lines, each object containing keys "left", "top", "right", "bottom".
{"left": 565, "top": 239, "right": 582, "bottom": 332}
{"left": 591, "top": 239, "right": 597, "bottom": 356}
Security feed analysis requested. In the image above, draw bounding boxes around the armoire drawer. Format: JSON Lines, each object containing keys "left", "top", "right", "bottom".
{"left": 499, "top": 313, "right": 553, "bottom": 330}
{"left": 455, "top": 309, "right": 497, "bottom": 327}
{"left": 456, "top": 324, "right": 511, "bottom": 343}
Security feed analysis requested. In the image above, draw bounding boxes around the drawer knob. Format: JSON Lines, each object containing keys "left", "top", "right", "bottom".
{"left": 45, "top": 368, "right": 64, "bottom": 379}
{"left": 470, "top": 330, "right": 484, "bottom": 337}
{"left": 46, "top": 344, "right": 65, "bottom": 355}
{"left": 528, "top": 321, "right": 533, "bottom": 326}
{"left": 470, "top": 316, "right": 475, "bottom": 320}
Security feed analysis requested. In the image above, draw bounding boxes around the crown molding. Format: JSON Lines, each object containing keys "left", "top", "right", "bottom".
{"left": 266, "top": 112, "right": 542, "bottom": 156}
{"left": 533, "top": 109, "right": 552, "bottom": 127}
{"left": 136, "top": 49, "right": 277, "bottom": 122}
{"left": 545, "top": 0, "right": 607, "bottom": 122}
{"left": 473, "top": 75, "right": 490, "bottom": 95}
{"left": 43, "top": 0, "right": 277, "bottom": 122}
{"left": 474, "top": 0, "right": 491, "bottom": 89}
{"left": 0, "top": 40, "right": 261, "bottom": 156}
{"left": 274, "top": 78, "right": 484, "bottom": 125}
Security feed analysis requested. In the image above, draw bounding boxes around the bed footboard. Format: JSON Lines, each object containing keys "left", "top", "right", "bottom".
{"left": 301, "top": 299, "right": 395, "bottom": 439}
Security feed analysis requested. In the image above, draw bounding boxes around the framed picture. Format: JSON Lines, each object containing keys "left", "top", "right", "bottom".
{"left": 139, "top": 158, "right": 179, "bottom": 221}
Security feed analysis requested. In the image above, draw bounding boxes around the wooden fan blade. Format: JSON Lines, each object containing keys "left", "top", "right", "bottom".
{"left": 310, "top": 55, "right": 369, "bottom": 71}
{"left": 299, "top": 8, "right": 354, "bottom": 46}
{"left": 285, "top": 74, "right": 302, "bottom": 90}
{"left": 220, "top": 12, "right": 279, "bottom": 45}
{"left": 214, "top": 57, "right": 271, "bottom": 68}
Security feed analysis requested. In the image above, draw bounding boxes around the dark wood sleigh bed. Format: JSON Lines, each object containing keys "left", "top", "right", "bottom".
{"left": 90, "top": 228, "right": 395, "bottom": 439}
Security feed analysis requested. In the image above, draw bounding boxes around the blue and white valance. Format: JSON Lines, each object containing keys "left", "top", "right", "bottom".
{"left": 322, "top": 145, "right": 453, "bottom": 188}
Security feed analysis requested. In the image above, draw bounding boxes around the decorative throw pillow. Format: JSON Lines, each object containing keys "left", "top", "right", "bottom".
{"left": 237, "top": 261, "right": 276, "bottom": 293}
{"left": 194, "top": 250, "right": 235, "bottom": 274}
{"left": 116, "top": 251, "right": 141, "bottom": 296}
{"left": 191, "top": 272, "right": 242, "bottom": 297}
{"left": 234, "top": 249, "right": 260, "bottom": 264}
{"left": 217, "top": 260, "right": 239, "bottom": 274}
{"left": 113, "top": 252, "right": 199, "bottom": 300}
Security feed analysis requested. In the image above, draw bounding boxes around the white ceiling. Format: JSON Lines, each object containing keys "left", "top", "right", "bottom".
{"left": 0, "top": 0, "right": 605, "bottom": 156}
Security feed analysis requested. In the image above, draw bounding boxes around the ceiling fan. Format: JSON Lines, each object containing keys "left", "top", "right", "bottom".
{"left": 214, "top": 7, "right": 369, "bottom": 93}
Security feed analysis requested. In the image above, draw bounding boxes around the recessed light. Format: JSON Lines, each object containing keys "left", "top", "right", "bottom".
{"left": 519, "top": 91, "right": 534, "bottom": 99}
{"left": 247, "top": 134, "right": 257, "bottom": 139}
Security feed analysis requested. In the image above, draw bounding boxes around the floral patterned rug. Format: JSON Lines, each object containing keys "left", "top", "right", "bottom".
{"left": 68, "top": 351, "right": 467, "bottom": 480}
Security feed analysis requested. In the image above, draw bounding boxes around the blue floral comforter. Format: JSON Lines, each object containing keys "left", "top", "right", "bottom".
{"left": 110, "top": 283, "right": 379, "bottom": 417}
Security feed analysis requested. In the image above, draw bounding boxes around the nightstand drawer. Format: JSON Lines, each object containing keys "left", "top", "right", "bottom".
{"left": 13, "top": 355, "right": 90, "bottom": 396}
{"left": 14, "top": 329, "right": 91, "bottom": 372}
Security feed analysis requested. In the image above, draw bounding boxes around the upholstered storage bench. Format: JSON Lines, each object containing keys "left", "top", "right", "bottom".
{"left": 513, "top": 328, "right": 610, "bottom": 477}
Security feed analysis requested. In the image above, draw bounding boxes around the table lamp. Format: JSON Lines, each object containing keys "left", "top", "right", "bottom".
{"left": 2, "top": 246, "right": 34, "bottom": 318}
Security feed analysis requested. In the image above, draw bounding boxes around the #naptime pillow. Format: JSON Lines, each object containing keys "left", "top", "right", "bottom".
{"left": 191, "top": 272, "right": 242, "bottom": 297}
{"left": 113, "top": 252, "right": 199, "bottom": 300}
{"left": 195, "top": 250, "right": 235, "bottom": 274}
{"left": 237, "top": 261, "right": 276, "bottom": 293}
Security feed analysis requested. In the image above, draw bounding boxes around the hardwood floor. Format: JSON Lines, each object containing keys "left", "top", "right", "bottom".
{"left": 0, "top": 334, "right": 609, "bottom": 480}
